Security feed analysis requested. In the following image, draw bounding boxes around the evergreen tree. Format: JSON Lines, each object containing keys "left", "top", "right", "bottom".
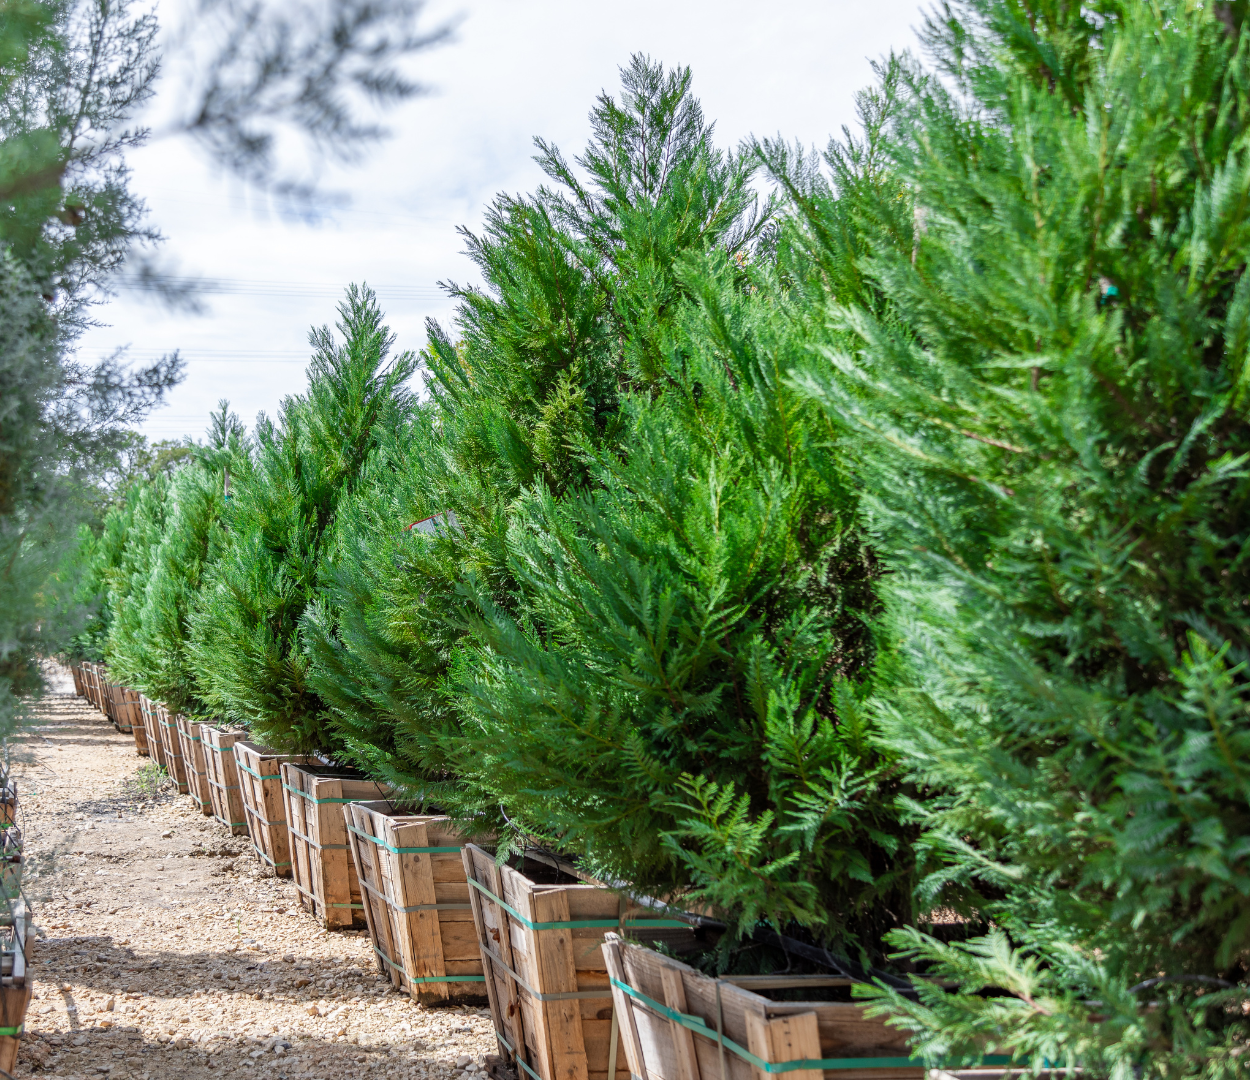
{"left": 450, "top": 249, "right": 910, "bottom": 951}
{"left": 305, "top": 56, "right": 774, "bottom": 804}
{"left": 774, "top": 1, "right": 1250, "bottom": 1070}
{"left": 190, "top": 288, "right": 417, "bottom": 749}
{"left": 126, "top": 403, "right": 251, "bottom": 713}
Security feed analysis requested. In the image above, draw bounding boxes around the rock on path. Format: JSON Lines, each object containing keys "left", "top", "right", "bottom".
{"left": 11, "top": 672, "right": 495, "bottom": 1080}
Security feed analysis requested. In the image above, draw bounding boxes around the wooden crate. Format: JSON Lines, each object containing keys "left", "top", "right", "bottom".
{"left": 156, "top": 705, "right": 189, "bottom": 795}
{"left": 280, "top": 766, "right": 389, "bottom": 928}
{"left": 202, "top": 727, "right": 249, "bottom": 835}
{"left": 234, "top": 742, "right": 313, "bottom": 877}
{"left": 345, "top": 802, "right": 486, "bottom": 1005}
{"left": 463, "top": 843, "right": 698, "bottom": 1080}
{"left": 0, "top": 894, "right": 34, "bottom": 1076}
{"left": 80, "top": 663, "right": 100, "bottom": 711}
{"left": 109, "top": 685, "right": 140, "bottom": 734}
{"left": 138, "top": 696, "right": 164, "bottom": 765}
{"left": 176, "top": 715, "right": 213, "bottom": 816}
{"left": 69, "top": 664, "right": 84, "bottom": 698}
{"left": 603, "top": 935, "right": 925, "bottom": 1080}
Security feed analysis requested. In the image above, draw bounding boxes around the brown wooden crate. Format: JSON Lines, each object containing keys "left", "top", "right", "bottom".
{"left": 233, "top": 742, "right": 313, "bottom": 878}
{"left": 202, "top": 727, "right": 249, "bottom": 835}
{"left": 70, "top": 665, "right": 84, "bottom": 698}
{"left": 344, "top": 801, "right": 486, "bottom": 1007}
{"left": 602, "top": 936, "right": 925, "bottom": 1080}
{"left": 86, "top": 663, "right": 104, "bottom": 712}
{"left": 139, "top": 696, "right": 166, "bottom": 768}
{"left": 280, "top": 764, "right": 390, "bottom": 928}
{"left": 107, "top": 686, "right": 141, "bottom": 734}
{"left": 175, "top": 715, "right": 213, "bottom": 816}
{"left": 156, "top": 705, "right": 189, "bottom": 795}
{"left": 462, "top": 844, "right": 699, "bottom": 1080}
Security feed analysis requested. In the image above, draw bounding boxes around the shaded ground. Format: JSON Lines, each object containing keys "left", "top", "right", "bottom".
{"left": 11, "top": 670, "right": 495, "bottom": 1080}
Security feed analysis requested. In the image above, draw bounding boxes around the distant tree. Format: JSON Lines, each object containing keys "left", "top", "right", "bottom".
{"left": 0, "top": 0, "right": 445, "bottom": 733}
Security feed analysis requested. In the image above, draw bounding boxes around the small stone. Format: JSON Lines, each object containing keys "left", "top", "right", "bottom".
{"left": 161, "top": 831, "right": 173, "bottom": 839}
{"left": 306, "top": 1004, "right": 321, "bottom": 1017}
{"left": 456, "top": 1055, "right": 473, "bottom": 1068}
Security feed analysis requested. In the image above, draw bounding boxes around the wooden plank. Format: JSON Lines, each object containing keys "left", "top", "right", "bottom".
{"left": 662, "top": 963, "right": 702, "bottom": 1080}
{"left": 393, "top": 819, "right": 448, "bottom": 1002}
{"left": 603, "top": 934, "right": 649, "bottom": 1080}
{"left": 528, "top": 886, "right": 589, "bottom": 1080}
{"left": 745, "top": 1013, "right": 822, "bottom": 1080}
{"left": 463, "top": 845, "right": 510, "bottom": 1062}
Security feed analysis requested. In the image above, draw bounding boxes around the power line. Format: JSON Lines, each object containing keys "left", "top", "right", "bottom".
{"left": 115, "top": 277, "right": 447, "bottom": 301}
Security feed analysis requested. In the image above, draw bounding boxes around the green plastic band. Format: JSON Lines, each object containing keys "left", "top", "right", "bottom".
{"left": 282, "top": 782, "right": 359, "bottom": 805}
{"left": 236, "top": 762, "right": 272, "bottom": 782}
{"left": 494, "top": 1030, "right": 542, "bottom": 1080}
{"left": 346, "top": 825, "right": 461, "bottom": 855}
{"left": 0, "top": 1025, "right": 24, "bottom": 1036}
{"left": 467, "top": 876, "right": 690, "bottom": 932}
{"left": 286, "top": 821, "right": 348, "bottom": 851}
{"left": 288, "top": 875, "right": 366, "bottom": 910}
{"left": 481, "top": 942, "right": 611, "bottom": 1002}
{"left": 249, "top": 843, "right": 291, "bottom": 870}
{"left": 243, "top": 804, "right": 287, "bottom": 828}
{"left": 611, "top": 979, "right": 1013, "bottom": 1072}
{"left": 372, "top": 946, "right": 487, "bottom": 985}
{"left": 357, "top": 875, "right": 471, "bottom": 915}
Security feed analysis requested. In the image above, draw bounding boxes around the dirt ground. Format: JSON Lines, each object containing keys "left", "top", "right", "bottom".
{"left": 9, "top": 668, "right": 496, "bottom": 1080}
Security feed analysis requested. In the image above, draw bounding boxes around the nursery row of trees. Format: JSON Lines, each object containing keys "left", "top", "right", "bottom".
{"left": 65, "top": 3, "right": 1250, "bottom": 1076}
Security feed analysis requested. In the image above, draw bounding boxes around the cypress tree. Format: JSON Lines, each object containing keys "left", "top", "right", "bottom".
{"left": 776, "top": 0, "right": 1250, "bottom": 1068}
{"left": 190, "top": 287, "right": 417, "bottom": 749}
{"left": 305, "top": 56, "right": 774, "bottom": 804}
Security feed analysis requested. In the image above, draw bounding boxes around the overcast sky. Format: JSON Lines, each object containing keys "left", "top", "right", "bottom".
{"left": 80, "top": 0, "right": 926, "bottom": 444}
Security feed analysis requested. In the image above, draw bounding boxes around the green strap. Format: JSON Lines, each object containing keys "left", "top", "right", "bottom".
{"left": 288, "top": 874, "right": 365, "bottom": 910}
{"left": 243, "top": 803, "right": 287, "bottom": 828}
{"left": 610, "top": 978, "right": 1013, "bottom": 1072}
{"left": 0, "top": 1025, "right": 23, "bottom": 1036}
{"left": 467, "top": 876, "right": 690, "bottom": 932}
{"left": 481, "top": 941, "right": 610, "bottom": 1002}
{"left": 236, "top": 761, "right": 273, "bottom": 782}
{"left": 250, "top": 845, "right": 291, "bottom": 870}
{"left": 494, "top": 1030, "right": 542, "bottom": 1080}
{"left": 346, "top": 824, "right": 461, "bottom": 855}
{"left": 357, "top": 875, "right": 471, "bottom": 915}
{"left": 286, "top": 821, "right": 348, "bottom": 851}
{"left": 282, "top": 782, "right": 360, "bottom": 804}
{"left": 373, "top": 946, "right": 486, "bottom": 985}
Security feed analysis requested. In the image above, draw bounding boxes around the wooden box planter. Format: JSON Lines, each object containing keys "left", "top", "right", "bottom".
{"left": 462, "top": 843, "right": 698, "bottom": 1080}
{"left": 138, "top": 696, "right": 163, "bottom": 763}
{"left": 108, "top": 685, "right": 140, "bottom": 734}
{"left": 233, "top": 742, "right": 313, "bottom": 877}
{"left": 280, "top": 765, "right": 389, "bottom": 928}
{"left": 603, "top": 935, "right": 925, "bottom": 1080}
{"left": 345, "top": 802, "right": 486, "bottom": 1005}
{"left": 202, "top": 727, "right": 249, "bottom": 835}
{"left": 99, "top": 674, "right": 118, "bottom": 726}
{"left": 175, "top": 715, "right": 213, "bottom": 816}
{"left": 70, "top": 664, "right": 84, "bottom": 698}
{"left": 0, "top": 895, "right": 34, "bottom": 1076}
{"left": 81, "top": 663, "right": 100, "bottom": 711}
{"left": 156, "top": 705, "right": 189, "bottom": 795}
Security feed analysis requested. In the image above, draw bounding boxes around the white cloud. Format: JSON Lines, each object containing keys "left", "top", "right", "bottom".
{"left": 78, "top": 0, "right": 923, "bottom": 442}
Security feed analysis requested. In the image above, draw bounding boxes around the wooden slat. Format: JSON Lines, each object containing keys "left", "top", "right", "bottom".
{"left": 745, "top": 1013, "right": 822, "bottom": 1080}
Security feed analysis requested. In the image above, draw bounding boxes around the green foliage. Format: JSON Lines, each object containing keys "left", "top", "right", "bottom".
{"left": 305, "top": 58, "right": 909, "bottom": 954}
{"left": 772, "top": 0, "right": 1250, "bottom": 1068}
{"left": 191, "top": 287, "right": 417, "bottom": 749}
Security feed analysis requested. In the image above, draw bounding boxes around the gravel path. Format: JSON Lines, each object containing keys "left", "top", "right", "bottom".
{"left": 10, "top": 672, "right": 496, "bottom": 1080}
